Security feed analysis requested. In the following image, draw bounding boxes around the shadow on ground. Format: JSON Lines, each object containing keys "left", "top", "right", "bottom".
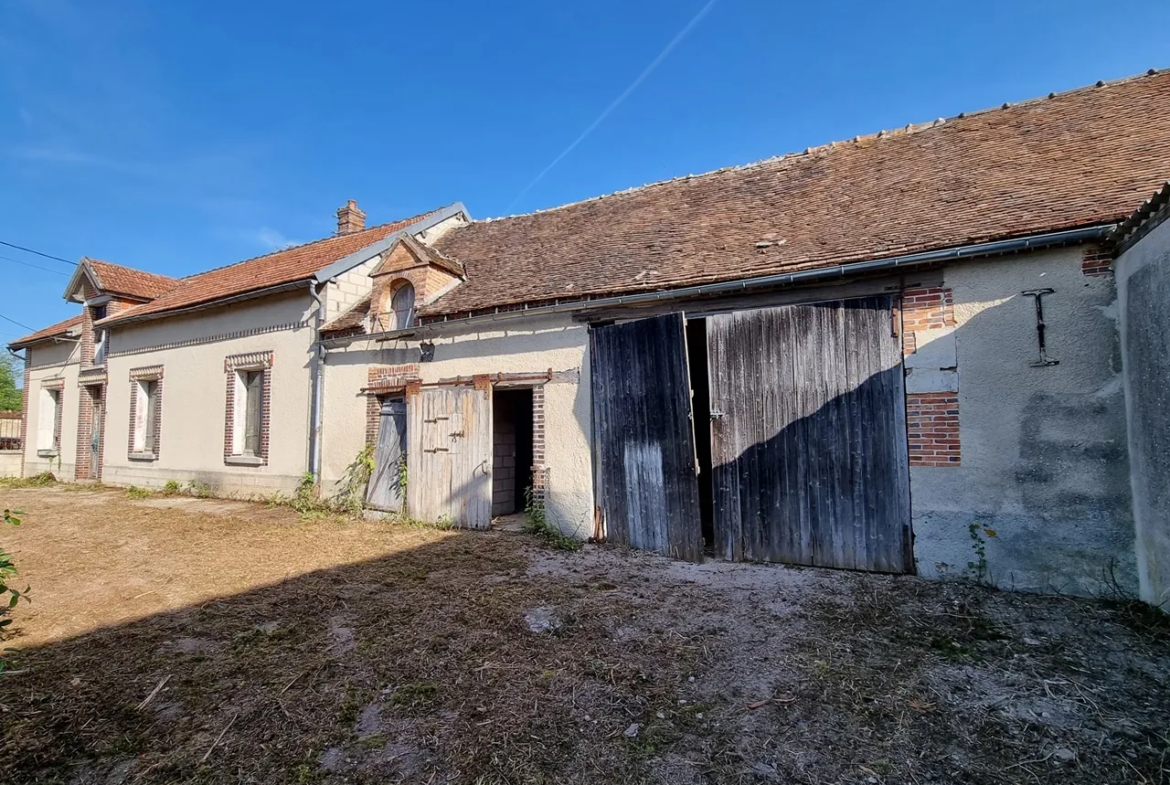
{"left": 1, "top": 487, "right": 1168, "bottom": 785}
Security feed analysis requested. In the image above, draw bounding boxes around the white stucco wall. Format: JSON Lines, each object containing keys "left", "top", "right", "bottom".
{"left": 321, "top": 313, "right": 593, "bottom": 536}
{"left": 0, "top": 451, "right": 20, "bottom": 477}
{"left": 912, "top": 247, "right": 1135, "bottom": 596}
{"left": 22, "top": 339, "right": 81, "bottom": 479}
{"left": 1115, "top": 215, "right": 1170, "bottom": 608}
{"left": 101, "top": 292, "right": 315, "bottom": 495}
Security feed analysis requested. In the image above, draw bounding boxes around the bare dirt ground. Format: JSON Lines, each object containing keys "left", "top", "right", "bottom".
{"left": 1, "top": 485, "right": 1168, "bottom": 785}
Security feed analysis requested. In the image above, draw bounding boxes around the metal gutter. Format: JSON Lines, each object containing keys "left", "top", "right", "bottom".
{"left": 307, "top": 283, "right": 326, "bottom": 482}
{"left": 321, "top": 224, "right": 1112, "bottom": 349}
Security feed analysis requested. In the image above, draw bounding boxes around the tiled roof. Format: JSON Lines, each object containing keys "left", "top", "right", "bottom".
{"left": 8, "top": 314, "right": 83, "bottom": 349}
{"left": 1111, "top": 180, "right": 1170, "bottom": 252}
{"left": 426, "top": 69, "right": 1170, "bottom": 317}
{"left": 101, "top": 208, "right": 443, "bottom": 326}
{"left": 321, "top": 293, "right": 373, "bottom": 335}
{"left": 86, "top": 258, "right": 179, "bottom": 300}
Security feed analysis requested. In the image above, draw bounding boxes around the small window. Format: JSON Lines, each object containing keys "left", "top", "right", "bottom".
{"left": 242, "top": 370, "right": 263, "bottom": 456}
{"left": 390, "top": 283, "right": 415, "bottom": 330}
{"left": 92, "top": 305, "right": 108, "bottom": 365}
{"left": 38, "top": 388, "right": 61, "bottom": 452}
{"left": 132, "top": 380, "right": 158, "bottom": 454}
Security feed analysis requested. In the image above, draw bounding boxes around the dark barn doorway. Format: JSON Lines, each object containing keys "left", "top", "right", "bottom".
{"left": 685, "top": 316, "right": 715, "bottom": 549}
{"left": 492, "top": 388, "right": 535, "bottom": 517}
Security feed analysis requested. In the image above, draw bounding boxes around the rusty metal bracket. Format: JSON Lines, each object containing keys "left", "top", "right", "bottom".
{"left": 1021, "top": 288, "right": 1059, "bottom": 367}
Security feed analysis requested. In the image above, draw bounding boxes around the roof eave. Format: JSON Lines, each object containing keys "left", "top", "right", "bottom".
{"left": 341, "top": 223, "right": 1112, "bottom": 345}
{"left": 63, "top": 258, "right": 100, "bottom": 304}
{"left": 98, "top": 279, "right": 314, "bottom": 329}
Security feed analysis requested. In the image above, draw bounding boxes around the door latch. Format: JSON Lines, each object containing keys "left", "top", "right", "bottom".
{"left": 710, "top": 410, "right": 725, "bottom": 420}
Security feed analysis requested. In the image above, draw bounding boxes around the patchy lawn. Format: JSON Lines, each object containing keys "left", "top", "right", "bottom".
{"left": 1, "top": 486, "right": 1168, "bottom": 785}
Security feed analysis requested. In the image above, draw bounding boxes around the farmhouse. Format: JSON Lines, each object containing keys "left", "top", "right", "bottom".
{"left": 8, "top": 70, "right": 1170, "bottom": 603}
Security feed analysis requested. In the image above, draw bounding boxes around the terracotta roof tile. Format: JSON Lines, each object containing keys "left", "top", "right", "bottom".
{"left": 86, "top": 258, "right": 179, "bottom": 300}
{"left": 102, "top": 208, "right": 442, "bottom": 326}
{"left": 321, "top": 293, "right": 373, "bottom": 335}
{"left": 426, "top": 70, "right": 1170, "bottom": 317}
{"left": 8, "top": 314, "right": 83, "bottom": 349}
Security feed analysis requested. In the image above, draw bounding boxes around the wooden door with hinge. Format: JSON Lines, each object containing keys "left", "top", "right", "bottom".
{"left": 706, "top": 295, "right": 912, "bottom": 572}
{"left": 407, "top": 385, "right": 493, "bottom": 529}
{"left": 367, "top": 399, "right": 407, "bottom": 512}
{"left": 591, "top": 313, "right": 704, "bottom": 562}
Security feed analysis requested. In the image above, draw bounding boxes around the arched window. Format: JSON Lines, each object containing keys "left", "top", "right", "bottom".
{"left": 389, "top": 282, "right": 416, "bottom": 330}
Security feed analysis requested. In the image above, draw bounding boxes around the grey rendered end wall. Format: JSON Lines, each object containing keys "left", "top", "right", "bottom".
{"left": 1116, "top": 218, "right": 1170, "bottom": 608}
{"left": 911, "top": 247, "right": 1136, "bottom": 596}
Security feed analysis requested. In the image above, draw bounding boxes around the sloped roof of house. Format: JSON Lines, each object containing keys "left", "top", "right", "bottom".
{"left": 425, "top": 69, "right": 1170, "bottom": 318}
{"left": 85, "top": 259, "right": 179, "bottom": 300}
{"left": 321, "top": 234, "right": 468, "bottom": 335}
{"left": 100, "top": 207, "right": 447, "bottom": 327}
{"left": 9, "top": 314, "right": 83, "bottom": 349}
{"left": 1111, "top": 180, "right": 1170, "bottom": 253}
{"left": 321, "top": 292, "right": 373, "bottom": 335}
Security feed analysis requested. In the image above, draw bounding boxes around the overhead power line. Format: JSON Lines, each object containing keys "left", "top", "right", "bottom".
{"left": 0, "top": 311, "right": 36, "bottom": 332}
{"left": 0, "top": 253, "right": 70, "bottom": 276}
{"left": 0, "top": 238, "right": 76, "bottom": 265}
{"left": 506, "top": 0, "right": 723, "bottom": 211}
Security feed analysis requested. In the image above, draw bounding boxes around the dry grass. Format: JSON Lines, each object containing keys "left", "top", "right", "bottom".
{"left": 0, "top": 487, "right": 1168, "bottom": 784}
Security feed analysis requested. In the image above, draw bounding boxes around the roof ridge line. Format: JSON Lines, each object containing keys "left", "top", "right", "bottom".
{"left": 476, "top": 67, "right": 1169, "bottom": 226}
{"left": 177, "top": 207, "right": 444, "bottom": 281}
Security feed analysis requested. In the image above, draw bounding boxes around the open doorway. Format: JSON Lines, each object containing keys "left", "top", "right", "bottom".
{"left": 685, "top": 316, "right": 715, "bottom": 549}
{"left": 492, "top": 388, "right": 535, "bottom": 518}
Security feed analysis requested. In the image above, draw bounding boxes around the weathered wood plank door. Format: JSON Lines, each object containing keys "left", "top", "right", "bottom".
{"left": 366, "top": 399, "right": 406, "bottom": 511}
{"left": 706, "top": 296, "right": 912, "bottom": 572}
{"left": 407, "top": 385, "right": 493, "bottom": 529}
{"left": 591, "top": 313, "right": 704, "bottom": 561}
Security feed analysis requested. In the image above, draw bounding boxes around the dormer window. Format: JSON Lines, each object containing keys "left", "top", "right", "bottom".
{"left": 389, "top": 282, "right": 416, "bottom": 330}
{"left": 92, "top": 304, "right": 108, "bottom": 365}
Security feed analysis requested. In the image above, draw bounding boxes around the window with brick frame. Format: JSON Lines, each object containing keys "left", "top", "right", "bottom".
{"left": 37, "top": 384, "right": 63, "bottom": 455}
{"left": 128, "top": 366, "right": 163, "bottom": 460}
{"left": 224, "top": 351, "right": 273, "bottom": 465}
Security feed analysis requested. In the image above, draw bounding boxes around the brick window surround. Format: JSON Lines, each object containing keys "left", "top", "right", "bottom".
{"left": 128, "top": 366, "right": 164, "bottom": 461}
{"left": 365, "top": 365, "right": 421, "bottom": 446}
{"left": 38, "top": 378, "right": 65, "bottom": 458}
{"left": 224, "top": 351, "right": 273, "bottom": 465}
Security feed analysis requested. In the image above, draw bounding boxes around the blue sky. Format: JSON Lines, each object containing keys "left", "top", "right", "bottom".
{"left": 1, "top": 0, "right": 1167, "bottom": 343}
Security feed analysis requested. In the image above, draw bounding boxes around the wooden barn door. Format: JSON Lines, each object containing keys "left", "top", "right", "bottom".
{"left": 407, "top": 385, "right": 493, "bottom": 529}
{"left": 591, "top": 313, "right": 704, "bottom": 561}
{"left": 366, "top": 399, "right": 406, "bottom": 512}
{"left": 706, "top": 296, "right": 912, "bottom": 572}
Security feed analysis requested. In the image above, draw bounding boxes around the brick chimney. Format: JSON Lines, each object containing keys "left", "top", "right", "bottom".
{"left": 336, "top": 199, "right": 366, "bottom": 235}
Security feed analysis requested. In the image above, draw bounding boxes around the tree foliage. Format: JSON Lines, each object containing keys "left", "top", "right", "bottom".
{"left": 0, "top": 353, "right": 21, "bottom": 412}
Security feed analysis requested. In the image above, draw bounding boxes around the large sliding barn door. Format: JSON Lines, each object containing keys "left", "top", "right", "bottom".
{"left": 591, "top": 313, "right": 703, "bottom": 561}
{"left": 707, "top": 296, "right": 911, "bottom": 572}
{"left": 407, "top": 385, "right": 493, "bottom": 529}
